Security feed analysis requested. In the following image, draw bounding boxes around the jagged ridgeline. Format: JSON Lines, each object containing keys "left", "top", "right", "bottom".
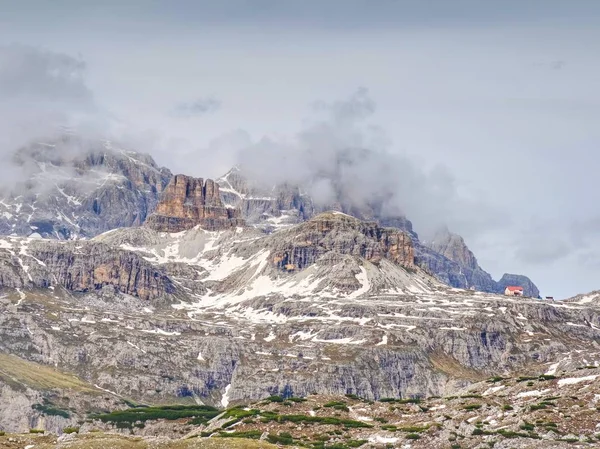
{"left": 0, "top": 135, "right": 538, "bottom": 294}
{"left": 3, "top": 134, "right": 592, "bottom": 448}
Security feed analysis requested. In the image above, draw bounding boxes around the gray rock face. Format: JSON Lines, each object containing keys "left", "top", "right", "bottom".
{"left": 497, "top": 273, "right": 541, "bottom": 298}
{"left": 217, "top": 167, "right": 315, "bottom": 231}
{"left": 414, "top": 242, "right": 472, "bottom": 288}
{"left": 0, "top": 135, "right": 172, "bottom": 239}
{"left": 420, "top": 229, "right": 498, "bottom": 292}
{"left": 0, "top": 238, "right": 176, "bottom": 302}
{"left": 0, "top": 218, "right": 595, "bottom": 434}
{"left": 426, "top": 228, "right": 479, "bottom": 270}
{"left": 267, "top": 212, "right": 414, "bottom": 271}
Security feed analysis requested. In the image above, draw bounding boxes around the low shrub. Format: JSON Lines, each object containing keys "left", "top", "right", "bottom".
{"left": 32, "top": 404, "right": 70, "bottom": 419}
{"left": 218, "top": 430, "right": 262, "bottom": 439}
{"left": 260, "top": 413, "right": 372, "bottom": 428}
{"left": 323, "top": 401, "right": 350, "bottom": 412}
{"left": 520, "top": 422, "right": 535, "bottom": 431}
{"left": 487, "top": 376, "right": 505, "bottom": 383}
{"left": 517, "top": 376, "right": 537, "bottom": 382}
{"left": 398, "top": 425, "right": 430, "bottom": 433}
{"left": 223, "top": 408, "right": 260, "bottom": 419}
{"left": 267, "top": 432, "right": 295, "bottom": 445}
{"left": 379, "top": 397, "right": 420, "bottom": 404}
{"left": 92, "top": 404, "right": 219, "bottom": 426}
{"left": 462, "top": 404, "right": 482, "bottom": 411}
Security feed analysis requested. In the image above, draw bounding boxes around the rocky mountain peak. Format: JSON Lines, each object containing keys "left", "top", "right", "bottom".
{"left": 0, "top": 136, "right": 172, "bottom": 239}
{"left": 426, "top": 227, "right": 480, "bottom": 271}
{"left": 271, "top": 211, "right": 415, "bottom": 269}
{"left": 217, "top": 167, "right": 315, "bottom": 232}
{"left": 144, "top": 174, "right": 244, "bottom": 232}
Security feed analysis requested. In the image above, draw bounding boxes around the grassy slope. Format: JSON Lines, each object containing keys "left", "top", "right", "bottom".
{"left": 0, "top": 353, "right": 98, "bottom": 393}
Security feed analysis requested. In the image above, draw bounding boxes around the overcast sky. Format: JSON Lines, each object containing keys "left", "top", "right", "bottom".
{"left": 1, "top": 1, "right": 599, "bottom": 298}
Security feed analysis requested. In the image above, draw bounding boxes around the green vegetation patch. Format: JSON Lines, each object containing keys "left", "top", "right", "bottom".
{"left": 398, "top": 425, "right": 430, "bottom": 433}
{"left": 462, "top": 404, "right": 482, "bottom": 411}
{"left": 496, "top": 429, "right": 540, "bottom": 439}
{"left": 323, "top": 401, "right": 349, "bottom": 412}
{"left": 487, "top": 376, "right": 505, "bottom": 383}
{"left": 259, "top": 412, "right": 372, "bottom": 428}
{"left": 267, "top": 432, "right": 295, "bottom": 445}
{"left": 92, "top": 404, "right": 219, "bottom": 427}
{"left": 517, "top": 374, "right": 557, "bottom": 383}
{"left": 33, "top": 402, "right": 70, "bottom": 418}
{"left": 379, "top": 397, "right": 421, "bottom": 404}
{"left": 219, "top": 408, "right": 262, "bottom": 429}
{"left": 218, "top": 430, "right": 263, "bottom": 439}
{"left": 520, "top": 422, "right": 535, "bottom": 431}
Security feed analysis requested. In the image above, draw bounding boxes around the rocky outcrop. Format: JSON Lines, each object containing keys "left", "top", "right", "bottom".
{"left": 414, "top": 243, "right": 471, "bottom": 289}
{"left": 0, "top": 238, "right": 175, "bottom": 302}
{"left": 421, "top": 229, "right": 497, "bottom": 292}
{"left": 269, "top": 212, "right": 414, "bottom": 271}
{"left": 497, "top": 273, "right": 540, "bottom": 298}
{"left": 145, "top": 175, "right": 244, "bottom": 232}
{"left": 217, "top": 167, "right": 314, "bottom": 231}
{"left": 426, "top": 228, "right": 478, "bottom": 271}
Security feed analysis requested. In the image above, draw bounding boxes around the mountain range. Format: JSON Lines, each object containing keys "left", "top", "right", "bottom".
{"left": 0, "top": 134, "right": 539, "bottom": 296}
{"left": 2, "top": 134, "right": 595, "bottom": 448}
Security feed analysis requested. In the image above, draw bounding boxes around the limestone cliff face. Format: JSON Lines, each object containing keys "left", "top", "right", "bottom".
{"left": 427, "top": 228, "right": 479, "bottom": 271}
{"left": 270, "top": 212, "right": 414, "bottom": 271}
{"left": 0, "top": 239, "right": 175, "bottom": 302}
{"left": 217, "top": 167, "right": 314, "bottom": 230}
{"left": 420, "top": 228, "right": 498, "bottom": 292}
{"left": 145, "top": 175, "right": 245, "bottom": 232}
{"left": 421, "top": 230, "right": 542, "bottom": 296}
